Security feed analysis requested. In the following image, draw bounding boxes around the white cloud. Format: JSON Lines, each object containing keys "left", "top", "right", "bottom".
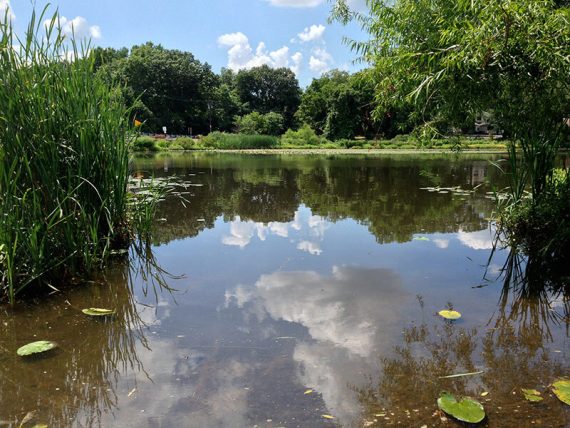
{"left": 297, "top": 24, "right": 326, "bottom": 43}
{"left": 297, "top": 241, "right": 322, "bottom": 255}
{"left": 309, "top": 47, "right": 333, "bottom": 74}
{"left": 291, "top": 51, "right": 303, "bottom": 75}
{"left": 268, "top": 0, "right": 324, "bottom": 7}
{"left": 457, "top": 229, "right": 494, "bottom": 250}
{"left": 45, "top": 15, "right": 102, "bottom": 40}
{"left": 0, "top": 0, "right": 15, "bottom": 20}
{"left": 218, "top": 32, "right": 299, "bottom": 73}
{"left": 433, "top": 239, "right": 450, "bottom": 249}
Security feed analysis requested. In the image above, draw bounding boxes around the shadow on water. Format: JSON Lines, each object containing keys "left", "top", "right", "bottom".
{"left": 0, "top": 245, "right": 175, "bottom": 427}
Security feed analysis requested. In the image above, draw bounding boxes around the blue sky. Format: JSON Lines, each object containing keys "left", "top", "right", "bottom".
{"left": 3, "top": 0, "right": 368, "bottom": 86}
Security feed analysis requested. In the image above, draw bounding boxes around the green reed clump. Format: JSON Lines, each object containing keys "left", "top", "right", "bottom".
{"left": 0, "top": 9, "right": 133, "bottom": 303}
{"left": 201, "top": 132, "right": 278, "bottom": 149}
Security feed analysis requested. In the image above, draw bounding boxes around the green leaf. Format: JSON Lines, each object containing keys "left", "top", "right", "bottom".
{"left": 552, "top": 379, "right": 570, "bottom": 405}
{"left": 17, "top": 341, "right": 57, "bottom": 357}
{"left": 521, "top": 388, "right": 543, "bottom": 402}
{"left": 438, "top": 310, "right": 461, "bottom": 320}
{"left": 437, "top": 392, "right": 485, "bottom": 423}
{"left": 82, "top": 308, "right": 116, "bottom": 317}
{"left": 413, "top": 236, "right": 430, "bottom": 241}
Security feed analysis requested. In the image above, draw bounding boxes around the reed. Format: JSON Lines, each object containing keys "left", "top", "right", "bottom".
{"left": 0, "top": 8, "right": 133, "bottom": 303}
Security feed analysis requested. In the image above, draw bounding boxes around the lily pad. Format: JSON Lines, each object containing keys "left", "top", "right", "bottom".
{"left": 82, "top": 308, "right": 116, "bottom": 317}
{"left": 437, "top": 392, "right": 485, "bottom": 423}
{"left": 438, "top": 310, "right": 462, "bottom": 320}
{"left": 17, "top": 341, "right": 57, "bottom": 357}
{"left": 552, "top": 379, "right": 570, "bottom": 405}
{"left": 521, "top": 388, "right": 543, "bottom": 402}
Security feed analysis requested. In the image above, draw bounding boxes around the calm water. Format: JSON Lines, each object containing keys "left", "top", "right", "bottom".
{"left": 1, "top": 153, "right": 569, "bottom": 427}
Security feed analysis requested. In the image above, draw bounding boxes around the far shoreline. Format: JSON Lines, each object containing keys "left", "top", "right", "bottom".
{"left": 132, "top": 148, "right": 513, "bottom": 155}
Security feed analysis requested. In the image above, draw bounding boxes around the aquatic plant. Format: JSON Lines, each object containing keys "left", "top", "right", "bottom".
{"left": 0, "top": 8, "right": 133, "bottom": 303}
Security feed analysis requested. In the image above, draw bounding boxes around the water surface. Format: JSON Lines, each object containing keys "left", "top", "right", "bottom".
{"left": 1, "top": 153, "right": 568, "bottom": 427}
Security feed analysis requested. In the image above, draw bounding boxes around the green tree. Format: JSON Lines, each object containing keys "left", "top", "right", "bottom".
{"left": 235, "top": 65, "right": 301, "bottom": 129}
{"left": 333, "top": 0, "right": 570, "bottom": 258}
{"left": 97, "top": 43, "right": 219, "bottom": 134}
{"left": 333, "top": 0, "right": 570, "bottom": 197}
{"left": 297, "top": 69, "right": 381, "bottom": 140}
{"left": 234, "top": 111, "right": 284, "bottom": 135}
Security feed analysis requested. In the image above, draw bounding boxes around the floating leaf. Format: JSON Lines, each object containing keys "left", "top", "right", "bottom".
{"left": 321, "top": 414, "right": 334, "bottom": 420}
{"left": 82, "top": 308, "right": 116, "bottom": 317}
{"left": 304, "top": 389, "right": 313, "bottom": 395}
{"left": 17, "top": 341, "right": 57, "bottom": 357}
{"left": 480, "top": 391, "right": 489, "bottom": 397}
{"left": 552, "top": 379, "right": 570, "bottom": 405}
{"left": 521, "top": 388, "right": 543, "bottom": 402}
{"left": 437, "top": 392, "right": 485, "bottom": 424}
{"left": 438, "top": 310, "right": 462, "bottom": 320}
{"left": 413, "top": 236, "right": 430, "bottom": 241}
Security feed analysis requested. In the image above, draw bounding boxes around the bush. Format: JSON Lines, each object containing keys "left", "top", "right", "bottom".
{"left": 202, "top": 132, "right": 278, "bottom": 149}
{"left": 500, "top": 168, "right": 570, "bottom": 261}
{"left": 234, "top": 112, "right": 284, "bottom": 136}
{"left": 281, "top": 124, "right": 322, "bottom": 146}
{"left": 132, "top": 136, "right": 158, "bottom": 152}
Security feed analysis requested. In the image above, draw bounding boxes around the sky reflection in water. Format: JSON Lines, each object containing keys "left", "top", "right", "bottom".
{"left": 1, "top": 153, "right": 568, "bottom": 427}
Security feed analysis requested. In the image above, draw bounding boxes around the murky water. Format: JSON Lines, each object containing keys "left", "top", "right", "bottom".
{"left": 1, "top": 153, "right": 569, "bottom": 427}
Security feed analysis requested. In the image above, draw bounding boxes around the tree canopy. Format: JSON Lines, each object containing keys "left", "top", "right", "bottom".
{"left": 334, "top": 0, "right": 570, "bottom": 194}
{"left": 235, "top": 65, "right": 301, "bottom": 129}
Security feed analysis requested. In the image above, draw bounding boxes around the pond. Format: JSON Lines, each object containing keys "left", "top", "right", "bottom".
{"left": 1, "top": 153, "right": 569, "bottom": 427}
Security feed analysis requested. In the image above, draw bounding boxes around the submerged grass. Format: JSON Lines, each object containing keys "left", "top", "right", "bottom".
{"left": 0, "top": 9, "right": 134, "bottom": 303}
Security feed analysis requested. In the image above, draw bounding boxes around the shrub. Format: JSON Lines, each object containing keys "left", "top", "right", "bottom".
{"left": 281, "top": 124, "right": 322, "bottom": 146}
{"left": 202, "top": 132, "right": 278, "bottom": 149}
{"left": 132, "top": 136, "right": 158, "bottom": 152}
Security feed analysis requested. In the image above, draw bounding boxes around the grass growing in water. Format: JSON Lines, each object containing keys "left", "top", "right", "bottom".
{"left": 0, "top": 9, "right": 135, "bottom": 303}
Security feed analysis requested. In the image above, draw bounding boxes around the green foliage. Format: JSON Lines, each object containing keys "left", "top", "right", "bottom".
{"left": 96, "top": 42, "right": 220, "bottom": 134}
{"left": 201, "top": 132, "right": 278, "bottom": 149}
{"left": 281, "top": 125, "right": 323, "bottom": 146}
{"left": 234, "top": 112, "right": 284, "bottom": 136}
{"left": 132, "top": 136, "right": 159, "bottom": 152}
{"left": 499, "top": 168, "right": 570, "bottom": 260}
{"left": 0, "top": 9, "right": 133, "bottom": 303}
{"left": 297, "top": 70, "right": 380, "bottom": 140}
{"left": 335, "top": 0, "right": 570, "bottom": 257}
{"left": 235, "top": 65, "right": 301, "bottom": 128}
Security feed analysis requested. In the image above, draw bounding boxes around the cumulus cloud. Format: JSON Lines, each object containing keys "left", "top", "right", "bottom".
{"left": 309, "top": 47, "right": 333, "bottom": 74}
{"left": 433, "top": 239, "right": 450, "bottom": 249}
{"left": 297, "top": 240, "right": 322, "bottom": 255}
{"left": 268, "top": 0, "right": 324, "bottom": 7}
{"left": 218, "top": 32, "right": 300, "bottom": 73}
{"left": 0, "top": 0, "right": 14, "bottom": 20}
{"left": 297, "top": 24, "right": 326, "bottom": 43}
{"left": 457, "top": 229, "right": 494, "bottom": 250}
{"left": 45, "top": 15, "right": 102, "bottom": 40}
{"left": 290, "top": 51, "right": 303, "bottom": 75}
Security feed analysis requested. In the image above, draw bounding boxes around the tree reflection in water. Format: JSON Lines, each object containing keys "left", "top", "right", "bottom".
{"left": 0, "top": 246, "right": 174, "bottom": 427}
{"left": 357, "top": 282, "right": 570, "bottom": 427}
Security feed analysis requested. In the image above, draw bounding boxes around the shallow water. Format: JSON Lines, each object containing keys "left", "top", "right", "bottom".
{"left": 1, "top": 153, "right": 569, "bottom": 427}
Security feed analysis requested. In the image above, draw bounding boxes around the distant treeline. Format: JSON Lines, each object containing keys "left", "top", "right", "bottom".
{"left": 93, "top": 43, "right": 417, "bottom": 140}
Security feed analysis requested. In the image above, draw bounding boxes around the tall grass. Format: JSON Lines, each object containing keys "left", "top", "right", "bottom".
{"left": 0, "top": 9, "right": 132, "bottom": 303}
{"left": 201, "top": 131, "right": 278, "bottom": 149}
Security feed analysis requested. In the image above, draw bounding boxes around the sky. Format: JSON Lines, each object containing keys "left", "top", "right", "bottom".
{"left": 2, "top": 0, "right": 368, "bottom": 86}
